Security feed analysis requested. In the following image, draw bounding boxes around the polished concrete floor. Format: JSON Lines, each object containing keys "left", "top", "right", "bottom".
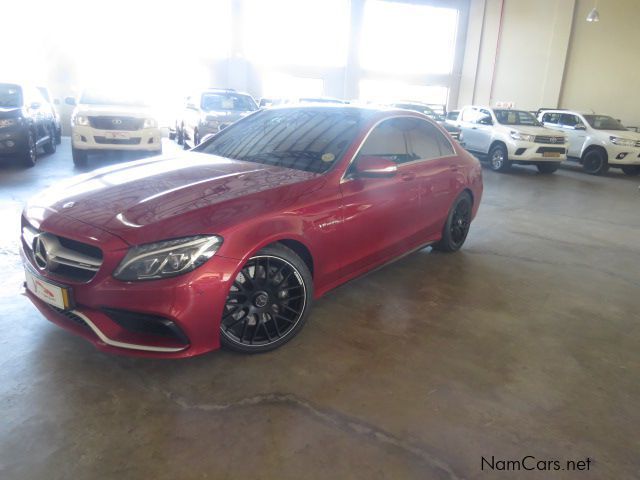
{"left": 1, "top": 140, "right": 639, "bottom": 479}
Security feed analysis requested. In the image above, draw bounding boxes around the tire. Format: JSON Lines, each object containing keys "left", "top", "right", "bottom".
{"left": 621, "top": 165, "right": 640, "bottom": 176}
{"left": 169, "top": 131, "right": 176, "bottom": 140}
{"left": 72, "top": 147, "right": 88, "bottom": 167}
{"left": 176, "top": 125, "right": 184, "bottom": 145}
{"left": 193, "top": 129, "right": 200, "bottom": 146}
{"left": 488, "top": 144, "right": 511, "bottom": 172}
{"left": 582, "top": 149, "right": 609, "bottom": 175}
{"left": 55, "top": 126, "right": 62, "bottom": 144}
{"left": 220, "top": 243, "right": 314, "bottom": 353}
{"left": 433, "top": 191, "right": 473, "bottom": 253}
{"left": 20, "top": 130, "right": 37, "bottom": 167}
{"left": 43, "top": 126, "right": 56, "bottom": 154}
{"left": 537, "top": 162, "right": 560, "bottom": 174}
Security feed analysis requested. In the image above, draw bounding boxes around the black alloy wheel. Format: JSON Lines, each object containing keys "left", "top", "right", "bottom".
{"left": 621, "top": 165, "right": 640, "bottom": 176}
{"left": 220, "top": 245, "right": 312, "bottom": 353}
{"left": 582, "top": 149, "right": 609, "bottom": 175}
{"left": 433, "top": 191, "right": 473, "bottom": 252}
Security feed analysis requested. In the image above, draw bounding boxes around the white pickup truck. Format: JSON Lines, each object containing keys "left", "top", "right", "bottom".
{"left": 455, "top": 106, "right": 567, "bottom": 174}
{"left": 538, "top": 109, "right": 640, "bottom": 176}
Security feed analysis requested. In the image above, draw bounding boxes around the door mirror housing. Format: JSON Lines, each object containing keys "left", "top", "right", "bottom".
{"left": 65, "top": 97, "right": 76, "bottom": 106}
{"left": 574, "top": 124, "right": 586, "bottom": 130}
{"left": 478, "top": 117, "right": 493, "bottom": 126}
{"left": 354, "top": 156, "right": 398, "bottom": 178}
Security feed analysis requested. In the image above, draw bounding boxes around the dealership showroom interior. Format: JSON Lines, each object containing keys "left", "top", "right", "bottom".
{"left": 2, "top": 0, "right": 640, "bottom": 478}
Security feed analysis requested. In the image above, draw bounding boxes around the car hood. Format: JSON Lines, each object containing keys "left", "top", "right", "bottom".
{"left": 600, "top": 129, "right": 640, "bottom": 140}
{"left": 27, "top": 152, "right": 319, "bottom": 245}
{"left": 204, "top": 110, "right": 254, "bottom": 122}
{"left": 74, "top": 104, "right": 156, "bottom": 118}
{"left": 505, "top": 125, "right": 561, "bottom": 136}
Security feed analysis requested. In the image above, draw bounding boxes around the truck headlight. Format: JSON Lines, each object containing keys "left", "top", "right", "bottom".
{"left": 510, "top": 130, "right": 535, "bottom": 142}
{"left": 73, "top": 114, "right": 89, "bottom": 126}
{"left": 610, "top": 136, "right": 637, "bottom": 147}
{"left": 113, "top": 235, "right": 223, "bottom": 281}
{"left": 143, "top": 118, "right": 158, "bottom": 128}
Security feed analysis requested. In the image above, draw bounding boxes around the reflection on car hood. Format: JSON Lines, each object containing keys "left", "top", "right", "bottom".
{"left": 600, "top": 129, "right": 640, "bottom": 140}
{"left": 0, "top": 107, "right": 22, "bottom": 118}
{"left": 27, "top": 152, "right": 319, "bottom": 244}
{"left": 506, "top": 125, "right": 561, "bottom": 136}
{"left": 204, "top": 110, "right": 253, "bottom": 122}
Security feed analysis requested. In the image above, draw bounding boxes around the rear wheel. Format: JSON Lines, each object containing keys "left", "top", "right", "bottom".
{"left": 176, "top": 125, "right": 184, "bottom": 145}
{"left": 621, "top": 165, "right": 640, "bottom": 176}
{"left": 537, "top": 162, "right": 560, "bottom": 174}
{"left": 20, "top": 130, "right": 37, "bottom": 167}
{"left": 488, "top": 144, "right": 511, "bottom": 172}
{"left": 72, "top": 147, "right": 88, "bottom": 167}
{"left": 220, "top": 244, "right": 313, "bottom": 353}
{"left": 582, "top": 149, "right": 609, "bottom": 175}
{"left": 433, "top": 191, "right": 473, "bottom": 253}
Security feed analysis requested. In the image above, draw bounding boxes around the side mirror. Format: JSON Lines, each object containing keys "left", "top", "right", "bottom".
{"left": 354, "top": 155, "right": 397, "bottom": 178}
{"left": 575, "top": 124, "right": 586, "bottom": 130}
{"left": 65, "top": 97, "right": 76, "bottom": 106}
{"left": 479, "top": 117, "right": 493, "bottom": 125}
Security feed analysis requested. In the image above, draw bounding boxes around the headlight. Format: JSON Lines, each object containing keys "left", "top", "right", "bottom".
{"left": 113, "top": 235, "right": 223, "bottom": 281}
{"left": 610, "top": 136, "right": 637, "bottom": 147}
{"left": 0, "top": 119, "right": 17, "bottom": 128}
{"left": 73, "top": 114, "right": 89, "bottom": 126}
{"left": 143, "top": 118, "right": 158, "bottom": 128}
{"left": 510, "top": 130, "right": 535, "bottom": 142}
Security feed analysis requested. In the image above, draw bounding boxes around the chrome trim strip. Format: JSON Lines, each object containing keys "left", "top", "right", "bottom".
{"left": 71, "top": 310, "right": 187, "bottom": 353}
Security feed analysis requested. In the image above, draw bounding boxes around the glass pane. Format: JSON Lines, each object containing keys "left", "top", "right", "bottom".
{"left": 360, "top": 1, "right": 458, "bottom": 75}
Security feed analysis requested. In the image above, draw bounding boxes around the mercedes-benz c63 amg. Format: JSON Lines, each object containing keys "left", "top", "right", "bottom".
{"left": 21, "top": 105, "right": 483, "bottom": 357}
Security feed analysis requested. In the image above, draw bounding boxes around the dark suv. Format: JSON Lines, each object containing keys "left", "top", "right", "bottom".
{"left": 0, "top": 82, "right": 58, "bottom": 166}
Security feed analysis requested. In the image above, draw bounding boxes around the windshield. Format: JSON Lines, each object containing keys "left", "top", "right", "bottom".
{"left": 198, "top": 108, "right": 363, "bottom": 174}
{"left": 583, "top": 115, "right": 627, "bottom": 131}
{"left": 79, "top": 91, "right": 150, "bottom": 107}
{"left": 201, "top": 93, "right": 257, "bottom": 112}
{"left": 494, "top": 109, "right": 541, "bottom": 126}
{"left": 0, "top": 83, "right": 23, "bottom": 108}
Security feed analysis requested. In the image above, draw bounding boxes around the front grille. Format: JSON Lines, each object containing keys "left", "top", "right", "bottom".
{"left": 536, "top": 147, "right": 566, "bottom": 154}
{"left": 22, "top": 223, "right": 103, "bottom": 282}
{"left": 102, "top": 308, "right": 189, "bottom": 345}
{"left": 534, "top": 135, "right": 565, "bottom": 145}
{"left": 94, "top": 136, "right": 141, "bottom": 145}
{"left": 48, "top": 304, "right": 90, "bottom": 329}
{"left": 89, "top": 116, "right": 144, "bottom": 131}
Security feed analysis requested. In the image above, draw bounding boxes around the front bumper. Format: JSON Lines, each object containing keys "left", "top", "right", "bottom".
{"left": 0, "top": 127, "right": 28, "bottom": 155}
{"left": 605, "top": 145, "right": 640, "bottom": 165}
{"left": 72, "top": 125, "right": 162, "bottom": 152}
{"left": 21, "top": 215, "right": 239, "bottom": 358}
{"left": 507, "top": 141, "right": 567, "bottom": 162}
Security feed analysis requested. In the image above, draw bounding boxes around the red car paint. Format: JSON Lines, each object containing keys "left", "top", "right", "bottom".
{"left": 21, "top": 106, "right": 482, "bottom": 358}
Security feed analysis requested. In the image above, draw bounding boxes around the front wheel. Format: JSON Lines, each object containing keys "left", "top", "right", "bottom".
{"left": 621, "top": 165, "right": 640, "bottom": 176}
{"left": 20, "top": 131, "right": 37, "bottom": 167}
{"left": 488, "top": 144, "right": 511, "bottom": 172}
{"left": 220, "top": 244, "right": 313, "bottom": 353}
{"left": 72, "top": 147, "right": 88, "bottom": 167}
{"left": 176, "top": 125, "right": 184, "bottom": 145}
{"left": 433, "top": 191, "right": 473, "bottom": 253}
{"left": 537, "top": 162, "right": 560, "bottom": 174}
{"left": 582, "top": 149, "right": 609, "bottom": 175}
{"left": 43, "top": 125, "right": 56, "bottom": 154}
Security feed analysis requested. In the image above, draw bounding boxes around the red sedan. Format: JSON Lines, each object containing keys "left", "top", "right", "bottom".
{"left": 20, "top": 106, "right": 483, "bottom": 357}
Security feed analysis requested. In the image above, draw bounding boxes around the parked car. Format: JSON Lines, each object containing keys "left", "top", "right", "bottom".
{"left": 456, "top": 106, "right": 567, "bottom": 173}
{"left": 0, "top": 82, "right": 58, "bottom": 167}
{"left": 390, "top": 102, "right": 462, "bottom": 141}
{"left": 259, "top": 97, "right": 348, "bottom": 108}
{"left": 445, "top": 110, "right": 460, "bottom": 126}
{"left": 20, "top": 105, "right": 482, "bottom": 357}
{"left": 175, "top": 89, "right": 258, "bottom": 148}
{"left": 538, "top": 109, "right": 640, "bottom": 175}
{"left": 66, "top": 90, "right": 162, "bottom": 167}
{"left": 37, "top": 86, "right": 62, "bottom": 144}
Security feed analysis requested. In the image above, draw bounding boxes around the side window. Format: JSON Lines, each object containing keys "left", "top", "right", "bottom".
{"left": 460, "top": 108, "right": 477, "bottom": 123}
{"left": 478, "top": 109, "right": 493, "bottom": 125}
{"left": 560, "top": 114, "right": 578, "bottom": 128}
{"left": 405, "top": 118, "right": 454, "bottom": 161}
{"left": 356, "top": 118, "right": 410, "bottom": 165}
{"left": 542, "top": 112, "right": 559, "bottom": 124}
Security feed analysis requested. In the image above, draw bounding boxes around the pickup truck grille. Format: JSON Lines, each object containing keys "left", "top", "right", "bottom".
{"left": 22, "top": 224, "right": 103, "bottom": 283}
{"left": 534, "top": 135, "right": 565, "bottom": 145}
{"left": 89, "top": 116, "right": 144, "bottom": 131}
{"left": 94, "top": 136, "right": 141, "bottom": 145}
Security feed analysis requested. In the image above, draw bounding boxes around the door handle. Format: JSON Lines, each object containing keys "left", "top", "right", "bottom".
{"left": 400, "top": 172, "right": 415, "bottom": 181}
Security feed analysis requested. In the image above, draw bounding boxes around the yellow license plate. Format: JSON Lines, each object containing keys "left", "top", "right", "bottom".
{"left": 543, "top": 152, "right": 560, "bottom": 158}
{"left": 25, "top": 269, "right": 71, "bottom": 309}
